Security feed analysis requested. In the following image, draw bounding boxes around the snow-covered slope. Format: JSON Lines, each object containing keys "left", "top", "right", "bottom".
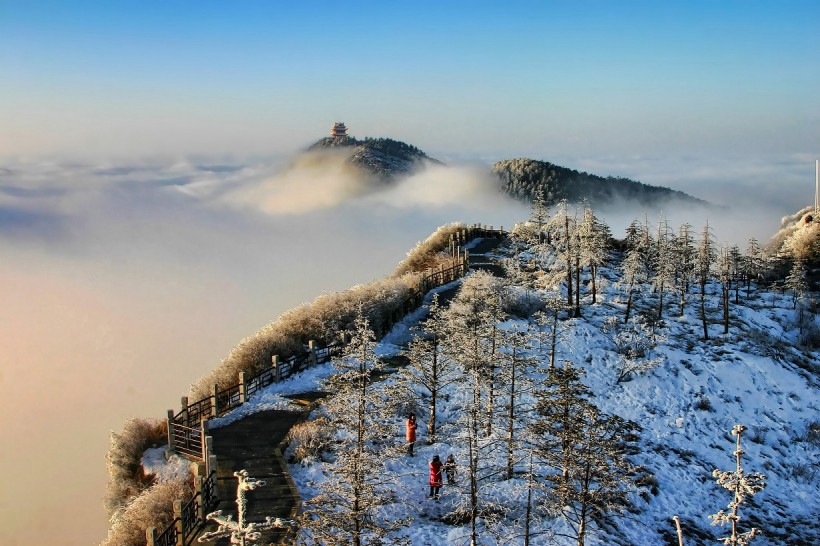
{"left": 229, "top": 238, "right": 818, "bottom": 545}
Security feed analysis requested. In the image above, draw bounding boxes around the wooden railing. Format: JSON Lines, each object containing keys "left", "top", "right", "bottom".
{"left": 146, "top": 469, "right": 218, "bottom": 546}
{"left": 147, "top": 224, "right": 506, "bottom": 545}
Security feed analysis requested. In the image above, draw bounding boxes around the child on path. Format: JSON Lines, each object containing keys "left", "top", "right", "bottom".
{"left": 444, "top": 454, "right": 456, "bottom": 485}
{"left": 429, "top": 455, "right": 443, "bottom": 499}
{"left": 406, "top": 414, "right": 418, "bottom": 456}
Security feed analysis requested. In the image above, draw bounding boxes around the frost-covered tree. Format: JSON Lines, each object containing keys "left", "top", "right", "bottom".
{"left": 728, "top": 245, "right": 743, "bottom": 304}
{"left": 530, "top": 364, "right": 643, "bottom": 546}
{"left": 531, "top": 297, "right": 572, "bottom": 369}
{"left": 441, "top": 271, "right": 506, "bottom": 545}
{"left": 601, "top": 315, "right": 666, "bottom": 384}
{"left": 673, "top": 223, "right": 696, "bottom": 316}
{"left": 743, "top": 238, "right": 764, "bottom": 299}
{"left": 719, "top": 247, "right": 732, "bottom": 335}
{"left": 497, "top": 325, "right": 538, "bottom": 480}
{"left": 783, "top": 258, "right": 809, "bottom": 310}
{"left": 618, "top": 223, "right": 651, "bottom": 323}
{"left": 300, "top": 315, "right": 410, "bottom": 546}
{"left": 696, "top": 222, "right": 717, "bottom": 340}
{"left": 579, "top": 204, "right": 610, "bottom": 305}
{"left": 198, "top": 470, "right": 292, "bottom": 546}
{"left": 546, "top": 200, "right": 577, "bottom": 311}
{"left": 709, "top": 425, "right": 766, "bottom": 546}
{"left": 653, "top": 219, "right": 676, "bottom": 318}
{"left": 393, "top": 295, "right": 459, "bottom": 444}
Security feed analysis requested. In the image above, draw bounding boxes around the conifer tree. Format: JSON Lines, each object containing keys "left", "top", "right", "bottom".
{"left": 719, "top": 247, "right": 732, "bottom": 334}
{"left": 579, "top": 205, "right": 610, "bottom": 305}
{"left": 441, "top": 271, "right": 506, "bottom": 545}
{"left": 653, "top": 219, "right": 675, "bottom": 318}
{"left": 301, "top": 315, "right": 410, "bottom": 546}
{"left": 618, "top": 223, "right": 651, "bottom": 323}
{"left": 743, "top": 238, "right": 763, "bottom": 300}
{"left": 674, "top": 223, "right": 695, "bottom": 315}
{"left": 497, "top": 325, "right": 538, "bottom": 480}
{"left": 696, "top": 222, "right": 716, "bottom": 340}
{"left": 547, "top": 200, "right": 576, "bottom": 310}
{"left": 529, "top": 364, "right": 642, "bottom": 546}
{"left": 393, "top": 296, "right": 459, "bottom": 444}
{"left": 531, "top": 297, "right": 572, "bottom": 369}
{"left": 709, "top": 425, "right": 766, "bottom": 546}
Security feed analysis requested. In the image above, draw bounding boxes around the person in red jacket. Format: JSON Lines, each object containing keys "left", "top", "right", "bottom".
{"left": 429, "top": 455, "right": 443, "bottom": 499}
{"left": 406, "top": 414, "right": 418, "bottom": 456}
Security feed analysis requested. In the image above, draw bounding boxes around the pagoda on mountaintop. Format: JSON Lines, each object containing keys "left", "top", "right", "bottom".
{"left": 331, "top": 122, "right": 348, "bottom": 138}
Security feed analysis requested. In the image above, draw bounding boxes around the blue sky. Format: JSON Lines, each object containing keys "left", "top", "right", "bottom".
{"left": 1, "top": 1, "right": 818, "bottom": 160}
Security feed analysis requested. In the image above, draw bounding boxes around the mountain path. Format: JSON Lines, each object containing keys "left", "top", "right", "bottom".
{"left": 198, "top": 236, "right": 505, "bottom": 545}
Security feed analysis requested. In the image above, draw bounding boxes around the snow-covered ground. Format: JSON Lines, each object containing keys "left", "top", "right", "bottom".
{"left": 207, "top": 242, "right": 818, "bottom": 545}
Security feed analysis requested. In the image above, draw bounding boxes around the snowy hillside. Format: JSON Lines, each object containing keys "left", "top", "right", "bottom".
{"left": 210, "top": 212, "right": 818, "bottom": 545}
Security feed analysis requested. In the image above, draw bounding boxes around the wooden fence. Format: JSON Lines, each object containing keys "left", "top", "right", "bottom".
{"left": 147, "top": 224, "right": 506, "bottom": 545}
{"left": 146, "top": 465, "right": 218, "bottom": 546}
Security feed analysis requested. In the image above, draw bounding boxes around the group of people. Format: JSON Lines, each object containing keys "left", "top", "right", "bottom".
{"left": 406, "top": 414, "right": 456, "bottom": 500}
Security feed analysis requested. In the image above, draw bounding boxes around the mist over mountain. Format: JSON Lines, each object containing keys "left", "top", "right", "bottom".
{"left": 302, "top": 130, "right": 707, "bottom": 211}
{"left": 493, "top": 157, "right": 707, "bottom": 208}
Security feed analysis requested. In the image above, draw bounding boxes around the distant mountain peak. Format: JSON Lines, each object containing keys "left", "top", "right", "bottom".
{"left": 307, "top": 128, "right": 436, "bottom": 179}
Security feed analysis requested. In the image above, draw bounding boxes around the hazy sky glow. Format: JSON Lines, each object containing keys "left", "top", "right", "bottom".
{"left": 0, "top": 2, "right": 818, "bottom": 545}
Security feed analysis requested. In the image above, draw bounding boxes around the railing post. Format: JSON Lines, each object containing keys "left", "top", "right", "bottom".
{"left": 308, "top": 340, "right": 319, "bottom": 368}
{"left": 173, "top": 500, "right": 184, "bottom": 546}
{"left": 200, "top": 419, "right": 209, "bottom": 461}
{"left": 238, "top": 371, "right": 247, "bottom": 404}
{"left": 180, "top": 397, "right": 189, "bottom": 427}
{"left": 210, "top": 384, "right": 219, "bottom": 418}
{"left": 205, "top": 435, "right": 215, "bottom": 476}
{"left": 194, "top": 469, "right": 205, "bottom": 524}
{"left": 208, "top": 453, "right": 218, "bottom": 480}
{"left": 272, "top": 355, "right": 281, "bottom": 382}
{"left": 146, "top": 527, "right": 158, "bottom": 546}
{"left": 166, "top": 410, "right": 175, "bottom": 454}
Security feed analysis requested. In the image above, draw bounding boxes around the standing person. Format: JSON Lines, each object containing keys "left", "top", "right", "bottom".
{"left": 405, "top": 414, "right": 418, "bottom": 456}
{"left": 444, "top": 454, "right": 456, "bottom": 485}
{"left": 429, "top": 455, "right": 443, "bottom": 499}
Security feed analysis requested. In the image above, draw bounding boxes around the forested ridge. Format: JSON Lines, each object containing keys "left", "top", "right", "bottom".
{"left": 493, "top": 158, "right": 706, "bottom": 208}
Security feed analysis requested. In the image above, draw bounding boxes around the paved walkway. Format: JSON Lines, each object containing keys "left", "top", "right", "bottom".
{"left": 198, "top": 409, "right": 304, "bottom": 545}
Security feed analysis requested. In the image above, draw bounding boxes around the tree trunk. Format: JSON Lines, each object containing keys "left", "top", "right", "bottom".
{"left": 574, "top": 254, "right": 581, "bottom": 317}
{"left": 591, "top": 265, "right": 597, "bottom": 304}
{"left": 700, "top": 281, "right": 709, "bottom": 341}
{"left": 506, "top": 344, "right": 516, "bottom": 480}
{"left": 565, "top": 216, "right": 573, "bottom": 308}
{"left": 428, "top": 337, "right": 438, "bottom": 443}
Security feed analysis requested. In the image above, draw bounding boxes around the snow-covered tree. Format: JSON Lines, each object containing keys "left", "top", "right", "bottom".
{"left": 696, "top": 222, "right": 717, "bottom": 340}
{"left": 783, "top": 258, "right": 809, "bottom": 310}
{"left": 528, "top": 295, "right": 574, "bottom": 370}
{"left": 529, "top": 364, "right": 643, "bottom": 546}
{"left": 441, "top": 271, "right": 506, "bottom": 545}
{"left": 546, "top": 200, "right": 577, "bottom": 311}
{"left": 578, "top": 204, "right": 610, "bottom": 306}
{"left": 198, "top": 470, "right": 292, "bottom": 546}
{"left": 496, "top": 325, "right": 538, "bottom": 480}
{"left": 653, "top": 219, "right": 676, "bottom": 318}
{"left": 392, "top": 295, "right": 459, "bottom": 444}
{"left": 673, "top": 223, "right": 695, "bottom": 315}
{"left": 719, "top": 246, "right": 732, "bottom": 335}
{"left": 601, "top": 315, "right": 666, "bottom": 384}
{"left": 743, "top": 238, "right": 764, "bottom": 299}
{"left": 709, "top": 425, "right": 766, "bottom": 546}
{"left": 300, "top": 315, "right": 410, "bottom": 546}
{"left": 618, "top": 223, "right": 651, "bottom": 323}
